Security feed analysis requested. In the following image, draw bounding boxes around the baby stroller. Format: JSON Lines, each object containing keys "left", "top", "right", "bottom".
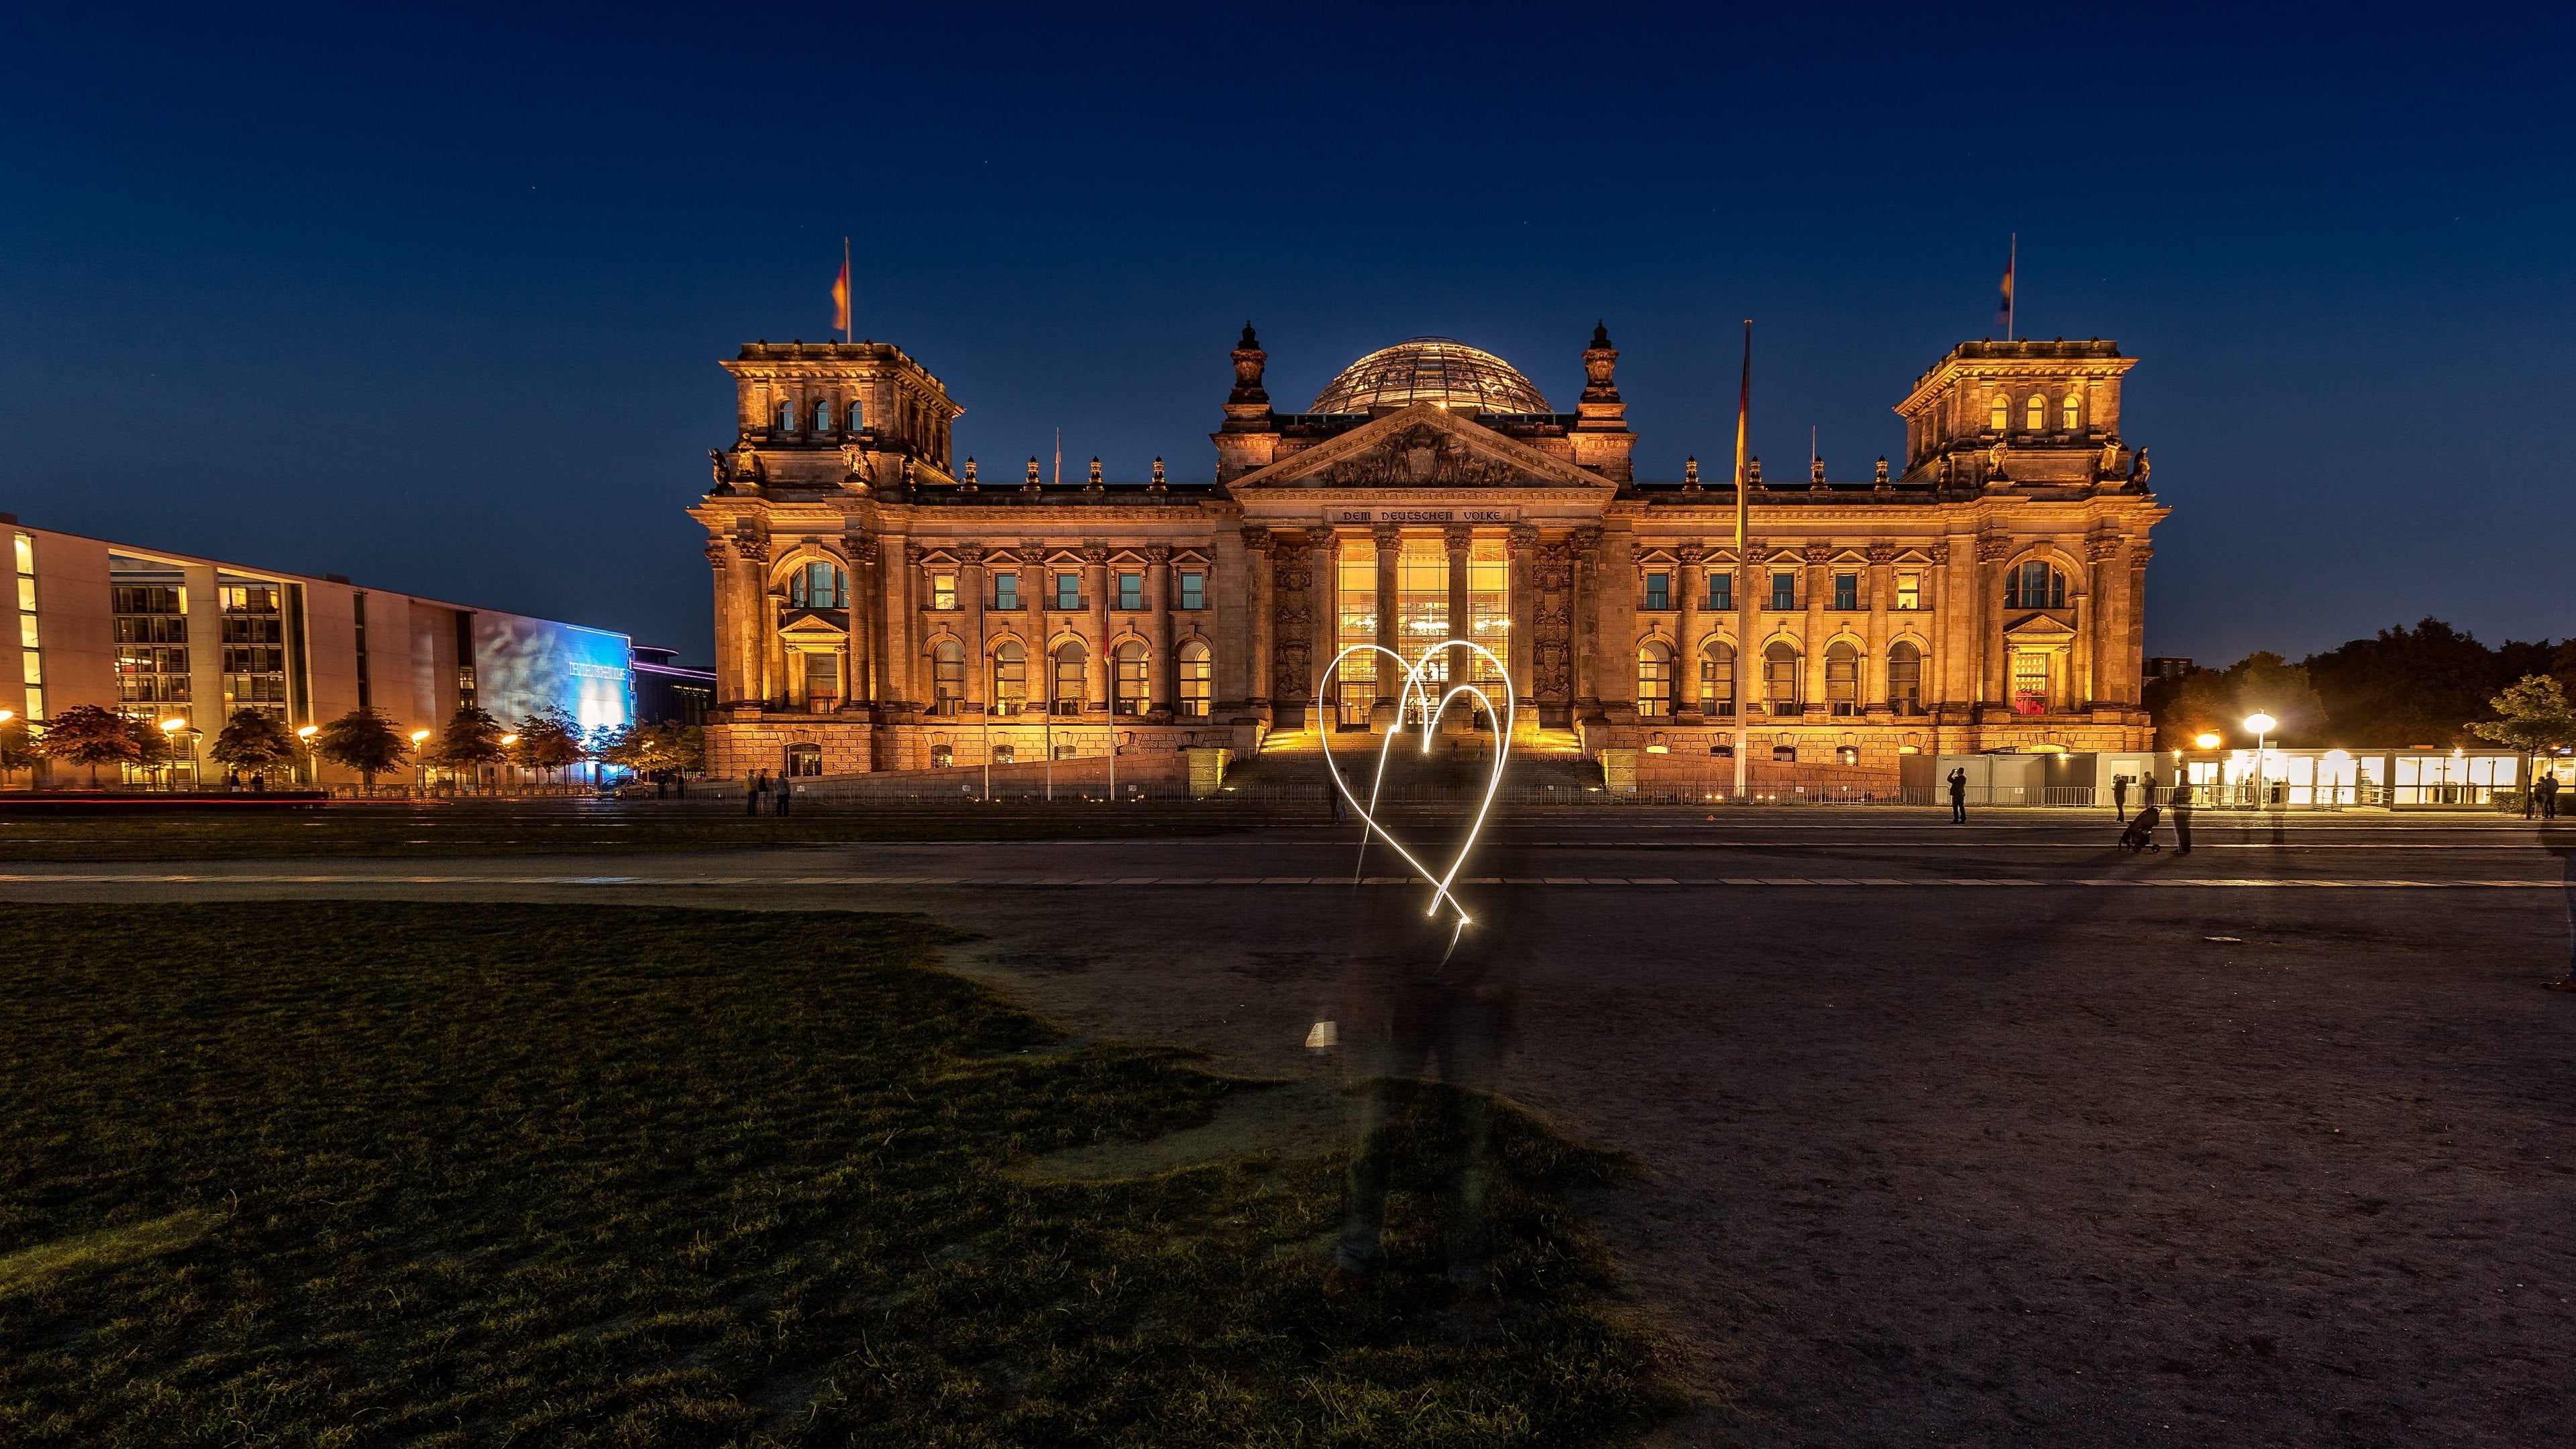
{"left": 2118, "top": 803, "right": 2162, "bottom": 853}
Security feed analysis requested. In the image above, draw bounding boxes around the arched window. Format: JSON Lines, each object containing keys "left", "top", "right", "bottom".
{"left": 930, "top": 639, "right": 965, "bottom": 715}
{"left": 2025, "top": 394, "right": 2046, "bottom": 431}
{"left": 1701, "top": 639, "right": 1735, "bottom": 717}
{"left": 788, "top": 561, "right": 847, "bottom": 610}
{"left": 2061, "top": 391, "right": 2081, "bottom": 431}
{"left": 1636, "top": 641, "right": 1672, "bottom": 718}
{"left": 847, "top": 398, "right": 865, "bottom": 431}
{"left": 991, "top": 641, "right": 1026, "bottom": 716}
{"left": 1177, "top": 640, "right": 1212, "bottom": 717}
{"left": 814, "top": 398, "right": 834, "bottom": 432}
{"left": 1887, "top": 641, "right": 1923, "bottom": 716}
{"left": 1051, "top": 640, "right": 1086, "bottom": 714}
{"left": 1763, "top": 641, "right": 1801, "bottom": 714}
{"left": 1988, "top": 392, "right": 2009, "bottom": 431}
{"left": 2004, "top": 561, "right": 2067, "bottom": 610}
{"left": 777, "top": 400, "right": 797, "bottom": 432}
{"left": 1112, "top": 640, "right": 1148, "bottom": 716}
{"left": 1826, "top": 640, "right": 1860, "bottom": 717}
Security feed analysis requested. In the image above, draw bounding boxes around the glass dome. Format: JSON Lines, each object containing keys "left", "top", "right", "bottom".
{"left": 1308, "top": 337, "right": 1551, "bottom": 416}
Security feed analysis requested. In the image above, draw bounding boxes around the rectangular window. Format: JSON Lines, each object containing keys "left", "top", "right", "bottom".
{"left": 1117, "top": 572, "right": 1142, "bottom": 610}
{"left": 930, "top": 572, "right": 957, "bottom": 610}
{"left": 1644, "top": 572, "right": 1670, "bottom": 610}
{"left": 993, "top": 574, "right": 1019, "bottom": 610}
{"left": 1179, "top": 571, "right": 1205, "bottom": 610}
{"left": 1833, "top": 573, "right": 1858, "bottom": 611}
{"left": 1895, "top": 572, "right": 1921, "bottom": 610}
{"left": 1054, "top": 572, "right": 1081, "bottom": 610}
{"left": 1770, "top": 571, "right": 1796, "bottom": 611}
{"left": 1707, "top": 572, "right": 1731, "bottom": 611}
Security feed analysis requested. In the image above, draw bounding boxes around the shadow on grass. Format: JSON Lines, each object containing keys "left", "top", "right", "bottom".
{"left": 0, "top": 902, "right": 1676, "bottom": 1447}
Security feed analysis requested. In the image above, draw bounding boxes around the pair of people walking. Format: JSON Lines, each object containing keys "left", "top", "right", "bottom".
{"left": 2525, "top": 772, "right": 2561, "bottom": 820}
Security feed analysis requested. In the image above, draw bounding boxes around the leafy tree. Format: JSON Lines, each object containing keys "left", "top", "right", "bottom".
{"left": 2303, "top": 619, "right": 2508, "bottom": 747}
{"left": 2151, "top": 653, "right": 2327, "bottom": 749}
{"left": 2471, "top": 674, "right": 2575, "bottom": 788}
{"left": 0, "top": 716, "right": 36, "bottom": 786}
{"left": 315, "top": 707, "right": 411, "bottom": 790}
{"left": 508, "top": 706, "right": 584, "bottom": 785}
{"left": 669, "top": 724, "right": 706, "bottom": 775}
{"left": 424, "top": 705, "right": 508, "bottom": 784}
{"left": 209, "top": 708, "right": 297, "bottom": 779}
{"left": 40, "top": 704, "right": 143, "bottom": 786}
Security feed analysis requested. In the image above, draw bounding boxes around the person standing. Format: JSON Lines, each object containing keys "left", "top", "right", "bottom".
{"left": 2141, "top": 773, "right": 2159, "bottom": 810}
{"left": 1947, "top": 766, "right": 1968, "bottom": 824}
{"left": 2540, "top": 771, "right": 2561, "bottom": 821}
{"left": 2111, "top": 774, "right": 2129, "bottom": 822}
{"left": 2171, "top": 779, "right": 2194, "bottom": 855}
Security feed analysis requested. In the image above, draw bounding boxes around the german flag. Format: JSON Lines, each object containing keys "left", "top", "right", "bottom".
{"left": 830, "top": 244, "right": 851, "bottom": 337}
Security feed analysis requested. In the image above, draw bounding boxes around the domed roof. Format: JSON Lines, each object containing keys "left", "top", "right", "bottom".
{"left": 1309, "top": 337, "right": 1551, "bottom": 416}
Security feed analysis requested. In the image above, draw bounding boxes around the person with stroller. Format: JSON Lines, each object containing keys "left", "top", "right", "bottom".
{"left": 2119, "top": 796, "right": 2163, "bottom": 852}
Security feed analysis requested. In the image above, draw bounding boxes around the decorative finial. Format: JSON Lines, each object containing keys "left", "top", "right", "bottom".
{"left": 1239, "top": 321, "right": 1258, "bottom": 348}
{"left": 1591, "top": 319, "right": 1612, "bottom": 348}
{"left": 961, "top": 456, "right": 978, "bottom": 492}
{"left": 1024, "top": 456, "right": 1042, "bottom": 493}
{"left": 1150, "top": 456, "right": 1167, "bottom": 492}
{"left": 1747, "top": 455, "right": 1762, "bottom": 484}
{"left": 1683, "top": 455, "right": 1701, "bottom": 491}
{"left": 1811, "top": 454, "right": 1828, "bottom": 487}
{"left": 1874, "top": 456, "right": 1890, "bottom": 487}
{"left": 1086, "top": 456, "right": 1104, "bottom": 492}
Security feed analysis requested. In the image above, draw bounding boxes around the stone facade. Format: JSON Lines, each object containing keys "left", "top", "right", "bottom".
{"left": 687, "top": 328, "right": 2166, "bottom": 779}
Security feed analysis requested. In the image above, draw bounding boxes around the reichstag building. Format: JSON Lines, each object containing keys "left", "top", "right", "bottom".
{"left": 687, "top": 324, "right": 2166, "bottom": 779}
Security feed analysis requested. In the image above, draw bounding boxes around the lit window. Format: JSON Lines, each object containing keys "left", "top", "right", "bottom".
{"left": 1113, "top": 640, "right": 1147, "bottom": 715}
{"left": 1770, "top": 571, "right": 1796, "bottom": 611}
{"left": 991, "top": 640, "right": 1026, "bottom": 714}
{"left": 994, "top": 573, "right": 1019, "bottom": 610}
{"left": 930, "top": 640, "right": 963, "bottom": 712}
{"left": 1179, "top": 571, "right": 1205, "bottom": 610}
{"left": 1053, "top": 572, "right": 1081, "bottom": 610}
{"left": 1707, "top": 571, "right": 1731, "bottom": 611}
{"left": 992, "top": 742, "right": 1016, "bottom": 765}
{"left": 1772, "top": 743, "right": 1797, "bottom": 762}
{"left": 2061, "top": 392, "right": 2080, "bottom": 431}
{"left": 1636, "top": 641, "right": 1672, "bottom": 717}
{"left": 2025, "top": 394, "right": 2045, "bottom": 431}
{"left": 1763, "top": 641, "right": 1800, "bottom": 713}
{"left": 804, "top": 651, "right": 840, "bottom": 709}
{"left": 2012, "top": 652, "right": 2049, "bottom": 714}
{"left": 1700, "top": 640, "right": 1733, "bottom": 716}
{"left": 930, "top": 743, "right": 954, "bottom": 768}
{"left": 1117, "top": 572, "right": 1143, "bottom": 610}
{"left": 930, "top": 572, "right": 957, "bottom": 610}
{"left": 1988, "top": 393, "right": 2008, "bottom": 430}
{"left": 788, "top": 562, "right": 847, "bottom": 609}
{"left": 1051, "top": 640, "right": 1086, "bottom": 712}
{"left": 1836, "top": 745, "right": 1860, "bottom": 766}
{"left": 1888, "top": 641, "right": 1923, "bottom": 716}
{"left": 1832, "top": 572, "right": 1858, "bottom": 611}
{"left": 1644, "top": 572, "right": 1670, "bottom": 610}
{"left": 1177, "top": 640, "right": 1212, "bottom": 716}
{"left": 1826, "top": 641, "right": 1859, "bottom": 716}
{"left": 1894, "top": 572, "right": 1921, "bottom": 610}
{"left": 2004, "top": 561, "right": 2066, "bottom": 610}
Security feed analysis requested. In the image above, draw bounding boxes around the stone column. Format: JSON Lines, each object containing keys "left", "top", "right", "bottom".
{"left": 2082, "top": 535, "right": 2114, "bottom": 708}
{"left": 1083, "top": 545, "right": 1110, "bottom": 712}
{"left": 890, "top": 539, "right": 921, "bottom": 712}
{"left": 1599, "top": 528, "right": 1638, "bottom": 720}
{"left": 1570, "top": 527, "right": 1603, "bottom": 719}
{"left": 1506, "top": 525, "right": 1537, "bottom": 711}
{"left": 1674, "top": 541, "right": 1705, "bottom": 722}
{"left": 1864, "top": 543, "right": 1892, "bottom": 710}
{"left": 704, "top": 540, "right": 743, "bottom": 705}
{"left": 2122, "top": 544, "right": 2153, "bottom": 708}
{"left": 1978, "top": 533, "right": 2010, "bottom": 713}
{"left": 846, "top": 529, "right": 878, "bottom": 706}
{"left": 959, "top": 544, "right": 987, "bottom": 714}
{"left": 1243, "top": 527, "right": 1274, "bottom": 716}
{"left": 1373, "top": 524, "right": 1402, "bottom": 707}
{"left": 1306, "top": 527, "right": 1338, "bottom": 722}
{"left": 1927, "top": 542, "right": 1954, "bottom": 712}
{"left": 1802, "top": 541, "right": 1829, "bottom": 718}
{"left": 1444, "top": 525, "right": 1474, "bottom": 705}
{"left": 1146, "top": 544, "right": 1174, "bottom": 718}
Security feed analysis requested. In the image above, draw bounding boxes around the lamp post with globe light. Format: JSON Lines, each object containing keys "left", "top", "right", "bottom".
{"left": 2243, "top": 712, "right": 2277, "bottom": 808}
{"left": 159, "top": 717, "right": 186, "bottom": 790}
{"left": 297, "top": 724, "right": 318, "bottom": 790}
{"left": 410, "top": 729, "right": 431, "bottom": 794}
{"left": 500, "top": 733, "right": 518, "bottom": 796}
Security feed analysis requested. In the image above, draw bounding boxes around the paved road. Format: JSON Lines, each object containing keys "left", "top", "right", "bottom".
{"left": 6, "top": 812, "right": 2573, "bottom": 1447}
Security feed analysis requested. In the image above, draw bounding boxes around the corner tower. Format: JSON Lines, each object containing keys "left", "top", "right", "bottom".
{"left": 714, "top": 340, "right": 963, "bottom": 494}
{"left": 1893, "top": 339, "right": 2140, "bottom": 491}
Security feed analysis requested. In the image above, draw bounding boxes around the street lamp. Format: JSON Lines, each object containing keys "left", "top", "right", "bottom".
{"left": 410, "top": 729, "right": 432, "bottom": 794}
{"left": 500, "top": 733, "right": 519, "bottom": 796}
{"left": 159, "top": 716, "right": 186, "bottom": 791}
{"left": 2193, "top": 731, "right": 2221, "bottom": 750}
{"left": 297, "top": 724, "right": 319, "bottom": 788}
{"left": 2243, "top": 712, "right": 2277, "bottom": 808}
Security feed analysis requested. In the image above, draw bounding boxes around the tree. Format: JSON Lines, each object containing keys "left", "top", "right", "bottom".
{"left": 40, "top": 704, "right": 143, "bottom": 787}
{"left": 314, "top": 707, "right": 411, "bottom": 791}
{"left": 0, "top": 716, "right": 35, "bottom": 787}
{"left": 423, "top": 704, "right": 507, "bottom": 787}
{"left": 209, "top": 708, "right": 297, "bottom": 780}
{"left": 508, "top": 706, "right": 583, "bottom": 787}
{"left": 2303, "top": 619, "right": 2508, "bottom": 747}
{"left": 2151, "top": 653, "right": 2328, "bottom": 750}
{"left": 2471, "top": 674, "right": 2575, "bottom": 792}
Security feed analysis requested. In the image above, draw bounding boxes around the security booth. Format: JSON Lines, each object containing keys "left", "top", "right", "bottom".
{"left": 2174, "top": 747, "right": 2537, "bottom": 810}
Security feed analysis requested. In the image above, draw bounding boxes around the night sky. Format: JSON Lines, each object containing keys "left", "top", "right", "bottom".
{"left": 4, "top": 5, "right": 2569, "bottom": 668}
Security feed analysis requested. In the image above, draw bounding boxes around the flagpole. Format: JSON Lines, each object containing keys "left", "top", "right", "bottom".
{"left": 1733, "top": 319, "right": 1752, "bottom": 804}
{"left": 842, "top": 237, "right": 852, "bottom": 343}
{"left": 2006, "top": 233, "right": 2017, "bottom": 341}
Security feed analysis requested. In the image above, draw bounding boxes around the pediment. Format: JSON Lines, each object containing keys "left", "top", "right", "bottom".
{"left": 778, "top": 610, "right": 849, "bottom": 636}
{"left": 1229, "top": 402, "right": 1610, "bottom": 492}
{"left": 2002, "top": 612, "right": 2077, "bottom": 642}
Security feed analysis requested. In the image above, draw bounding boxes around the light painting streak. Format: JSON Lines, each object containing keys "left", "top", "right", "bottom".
{"left": 1315, "top": 639, "right": 1515, "bottom": 931}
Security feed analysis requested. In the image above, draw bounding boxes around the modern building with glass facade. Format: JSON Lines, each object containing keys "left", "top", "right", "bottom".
{"left": 2, "top": 517, "right": 632, "bottom": 786}
{"left": 688, "top": 325, "right": 2167, "bottom": 778}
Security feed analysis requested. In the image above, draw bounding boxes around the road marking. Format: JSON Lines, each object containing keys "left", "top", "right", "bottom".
{"left": 0, "top": 873, "right": 2557, "bottom": 890}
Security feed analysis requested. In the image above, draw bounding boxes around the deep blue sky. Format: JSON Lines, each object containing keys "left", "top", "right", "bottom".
{"left": 4, "top": 4, "right": 2569, "bottom": 667}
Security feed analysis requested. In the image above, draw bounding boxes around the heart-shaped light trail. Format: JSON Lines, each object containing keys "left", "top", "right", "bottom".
{"left": 1315, "top": 639, "right": 1515, "bottom": 934}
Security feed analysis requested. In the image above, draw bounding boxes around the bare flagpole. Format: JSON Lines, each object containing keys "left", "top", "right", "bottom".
{"left": 1733, "top": 319, "right": 1753, "bottom": 802}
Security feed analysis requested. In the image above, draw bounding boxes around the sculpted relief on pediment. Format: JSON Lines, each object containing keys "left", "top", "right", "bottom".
{"left": 1318, "top": 424, "right": 1525, "bottom": 487}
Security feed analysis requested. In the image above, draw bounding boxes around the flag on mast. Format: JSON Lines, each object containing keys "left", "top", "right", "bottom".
{"left": 1997, "top": 233, "right": 2016, "bottom": 339}
{"left": 831, "top": 239, "right": 851, "bottom": 341}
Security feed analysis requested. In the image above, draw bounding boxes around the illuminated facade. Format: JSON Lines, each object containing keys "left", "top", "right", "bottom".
{"left": 1, "top": 519, "right": 631, "bottom": 786}
{"left": 688, "top": 327, "right": 2165, "bottom": 777}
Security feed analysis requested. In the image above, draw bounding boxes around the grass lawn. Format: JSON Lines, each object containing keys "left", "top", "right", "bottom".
{"left": 0, "top": 903, "right": 1672, "bottom": 1446}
